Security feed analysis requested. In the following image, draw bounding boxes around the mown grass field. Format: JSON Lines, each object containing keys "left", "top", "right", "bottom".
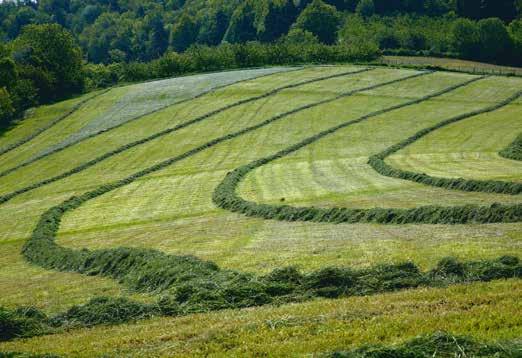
{"left": 0, "top": 65, "right": 520, "bottom": 356}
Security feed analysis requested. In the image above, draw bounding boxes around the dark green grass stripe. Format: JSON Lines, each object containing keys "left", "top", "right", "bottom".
{"left": 0, "top": 89, "right": 111, "bottom": 157}
{"left": 0, "top": 67, "right": 304, "bottom": 179}
{"left": 0, "top": 67, "right": 372, "bottom": 205}
{"left": 213, "top": 77, "right": 522, "bottom": 224}
{"left": 500, "top": 133, "right": 522, "bottom": 161}
{"left": 369, "top": 93, "right": 522, "bottom": 195}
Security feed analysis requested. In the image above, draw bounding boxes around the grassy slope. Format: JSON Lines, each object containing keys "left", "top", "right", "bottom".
{"left": 0, "top": 67, "right": 288, "bottom": 179}
{"left": 0, "top": 65, "right": 365, "bottom": 312}
{"left": 386, "top": 99, "right": 522, "bottom": 182}
{"left": 0, "top": 90, "right": 102, "bottom": 150}
{"left": 2, "top": 280, "right": 520, "bottom": 356}
{"left": 57, "top": 73, "right": 520, "bottom": 271}
{"left": 0, "top": 66, "right": 520, "bottom": 355}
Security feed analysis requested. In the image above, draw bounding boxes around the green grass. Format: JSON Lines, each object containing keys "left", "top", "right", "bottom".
{"left": 2, "top": 280, "right": 521, "bottom": 356}
{"left": 387, "top": 98, "right": 522, "bottom": 182}
{"left": 0, "top": 65, "right": 520, "bottom": 354}
{"left": 0, "top": 90, "right": 103, "bottom": 153}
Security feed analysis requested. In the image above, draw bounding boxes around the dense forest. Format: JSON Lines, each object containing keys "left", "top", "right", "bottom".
{"left": 1, "top": 0, "right": 522, "bottom": 126}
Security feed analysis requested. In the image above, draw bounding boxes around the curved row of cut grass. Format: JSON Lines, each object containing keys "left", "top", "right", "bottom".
{"left": 0, "top": 66, "right": 410, "bottom": 313}
{"left": 2, "top": 68, "right": 516, "bottom": 348}
{"left": 213, "top": 84, "right": 522, "bottom": 225}
{"left": 369, "top": 94, "right": 522, "bottom": 195}
{"left": 0, "top": 67, "right": 293, "bottom": 180}
{"left": 500, "top": 133, "right": 522, "bottom": 161}
{"left": 0, "top": 89, "right": 111, "bottom": 158}
{"left": 0, "top": 68, "right": 370, "bottom": 205}
{"left": 0, "top": 71, "right": 437, "bottom": 340}
{"left": 3, "top": 279, "right": 520, "bottom": 356}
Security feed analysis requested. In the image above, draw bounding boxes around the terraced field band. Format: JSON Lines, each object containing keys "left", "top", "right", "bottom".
{"left": 0, "top": 67, "right": 302, "bottom": 179}
{"left": 213, "top": 81, "right": 521, "bottom": 225}
{"left": 0, "top": 89, "right": 112, "bottom": 158}
{"left": 0, "top": 67, "right": 371, "bottom": 205}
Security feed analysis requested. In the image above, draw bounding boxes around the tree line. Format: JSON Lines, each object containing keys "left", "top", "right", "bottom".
{"left": 2, "top": 0, "right": 522, "bottom": 127}
{"left": 1, "top": 0, "right": 521, "bottom": 64}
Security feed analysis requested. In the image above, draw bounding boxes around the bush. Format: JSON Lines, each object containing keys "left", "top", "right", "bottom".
{"left": 294, "top": 0, "right": 341, "bottom": 45}
{"left": 0, "top": 87, "right": 15, "bottom": 126}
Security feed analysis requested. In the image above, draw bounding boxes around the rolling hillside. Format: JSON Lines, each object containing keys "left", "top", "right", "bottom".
{"left": 0, "top": 65, "right": 521, "bottom": 356}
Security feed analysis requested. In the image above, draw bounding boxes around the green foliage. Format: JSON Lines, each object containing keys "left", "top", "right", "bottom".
{"left": 170, "top": 14, "right": 198, "bottom": 52}
{"left": 294, "top": 0, "right": 341, "bottom": 44}
{"left": 281, "top": 28, "right": 320, "bottom": 45}
{"left": 356, "top": 0, "right": 375, "bottom": 18}
{"left": 457, "top": 0, "right": 517, "bottom": 22}
{"left": 477, "top": 18, "right": 513, "bottom": 63}
{"left": 0, "top": 57, "right": 18, "bottom": 89}
{"left": 451, "top": 18, "right": 479, "bottom": 58}
{"left": 500, "top": 134, "right": 522, "bottom": 161}
{"left": 0, "top": 87, "right": 15, "bottom": 126}
{"left": 340, "top": 14, "right": 455, "bottom": 54}
{"left": 12, "top": 24, "right": 84, "bottom": 102}
{"left": 332, "top": 331, "right": 522, "bottom": 357}
{"left": 223, "top": 2, "right": 258, "bottom": 43}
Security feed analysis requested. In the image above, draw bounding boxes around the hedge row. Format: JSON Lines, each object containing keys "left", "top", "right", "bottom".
{"left": 500, "top": 133, "right": 522, "bottom": 161}
{"left": 0, "top": 89, "right": 111, "bottom": 158}
{"left": 0, "top": 68, "right": 372, "bottom": 206}
{"left": 5, "top": 255, "right": 521, "bottom": 342}
{"left": 86, "top": 43, "right": 380, "bottom": 89}
{"left": 332, "top": 331, "right": 522, "bottom": 357}
{"left": 369, "top": 91, "right": 522, "bottom": 195}
{"left": 0, "top": 67, "right": 300, "bottom": 180}
{"left": 213, "top": 76, "right": 522, "bottom": 224}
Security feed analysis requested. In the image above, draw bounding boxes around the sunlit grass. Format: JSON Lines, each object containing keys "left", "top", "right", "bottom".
{"left": 0, "top": 66, "right": 520, "bottom": 353}
{"left": 1, "top": 280, "right": 520, "bottom": 357}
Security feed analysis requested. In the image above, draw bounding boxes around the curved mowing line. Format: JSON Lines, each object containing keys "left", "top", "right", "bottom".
{"left": 0, "top": 67, "right": 303, "bottom": 180}
{"left": 213, "top": 83, "right": 522, "bottom": 225}
{"left": 0, "top": 89, "right": 111, "bottom": 157}
{"left": 0, "top": 67, "right": 372, "bottom": 205}
{"left": 369, "top": 95, "right": 522, "bottom": 195}
{"left": 499, "top": 133, "right": 522, "bottom": 161}
{"left": 9, "top": 71, "right": 521, "bottom": 342}
{"left": 23, "top": 70, "right": 431, "bottom": 268}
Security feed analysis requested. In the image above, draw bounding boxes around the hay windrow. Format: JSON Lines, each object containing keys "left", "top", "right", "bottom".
{"left": 213, "top": 77, "right": 522, "bottom": 224}
{"left": 500, "top": 133, "right": 522, "bottom": 161}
